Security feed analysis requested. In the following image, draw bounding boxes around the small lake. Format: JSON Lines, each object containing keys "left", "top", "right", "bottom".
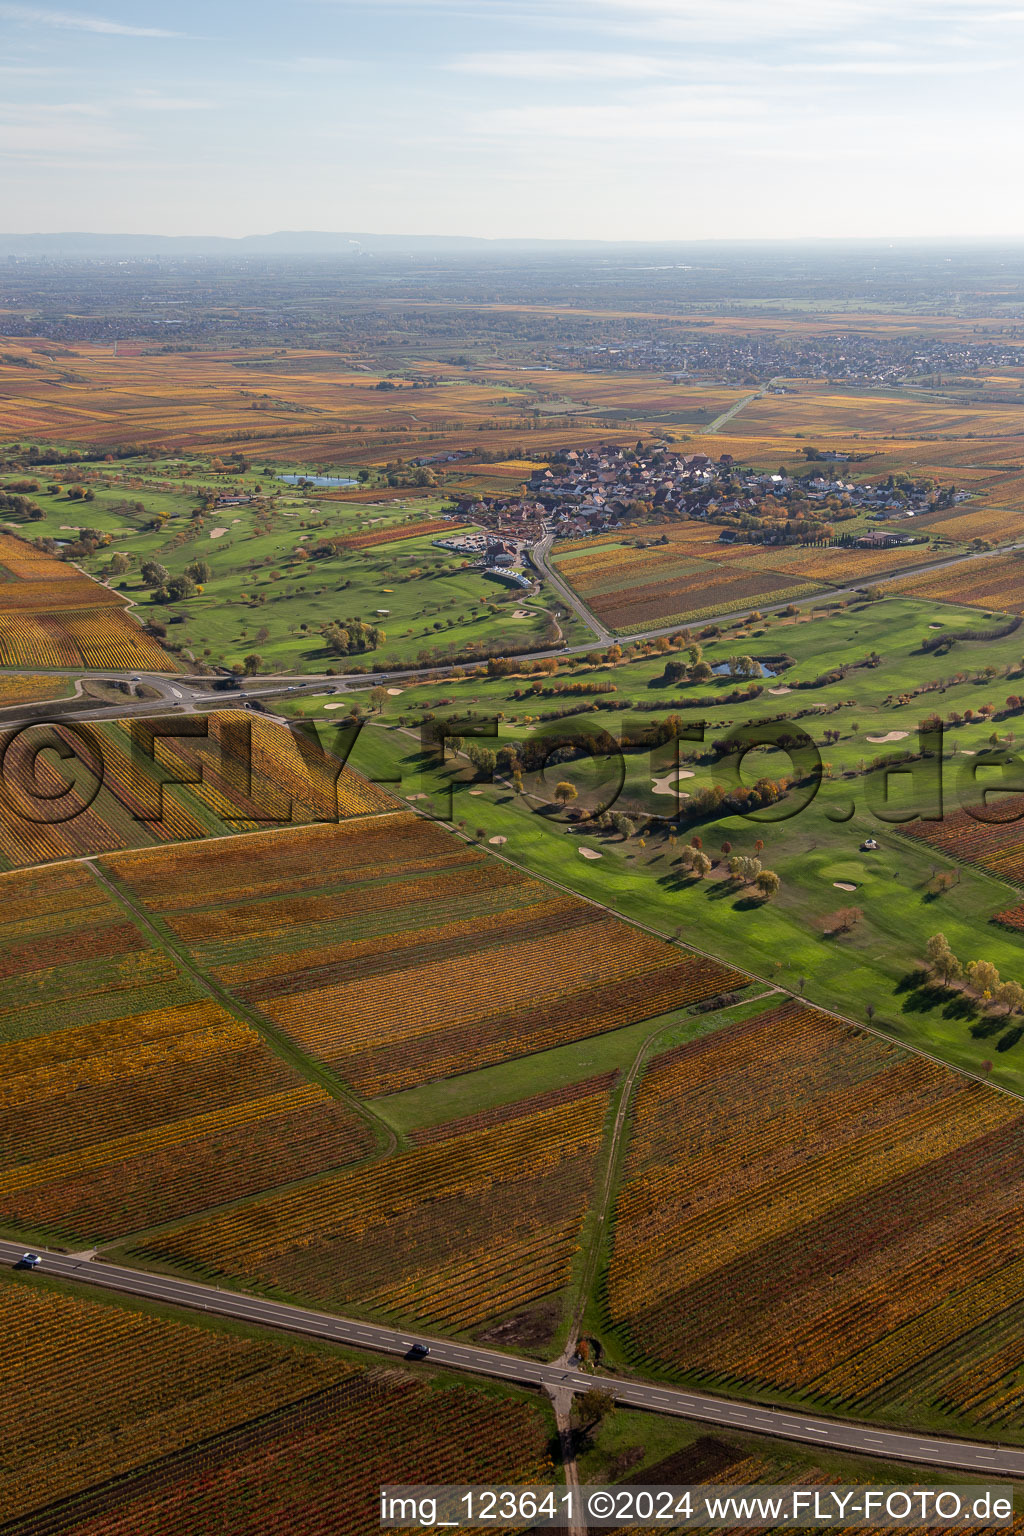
{"left": 713, "top": 661, "right": 778, "bottom": 679}
{"left": 277, "top": 474, "right": 357, "bottom": 488}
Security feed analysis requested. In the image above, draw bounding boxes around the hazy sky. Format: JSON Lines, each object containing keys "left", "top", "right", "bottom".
{"left": 0, "top": 0, "right": 1021, "bottom": 239}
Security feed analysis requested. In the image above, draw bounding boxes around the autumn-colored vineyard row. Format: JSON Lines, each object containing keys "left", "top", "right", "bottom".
{"left": 0, "top": 713, "right": 397, "bottom": 872}
{"left": 901, "top": 795, "right": 1024, "bottom": 887}
{"left": 893, "top": 552, "right": 1024, "bottom": 614}
{"left": 2, "top": 1281, "right": 554, "bottom": 1534}
{"left": 0, "top": 861, "right": 375, "bottom": 1246}
{"left": 101, "top": 804, "right": 429, "bottom": 911}
{"left": 66, "top": 1373, "right": 552, "bottom": 1536}
{"left": 0, "top": 673, "right": 70, "bottom": 707}
{"left": 0, "top": 605, "right": 175, "bottom": 671}
{"left": 131, "top": 1074, "right": 615, "bottom": 1332}
{"left": 330, "top": 516, "right": 467, "bottom": 549}
{"left": 0, "top": 529, "right": 178, "bottom": 670}
{"left": 554, "top": 522, "right": 941, "bottom": 631}
{"left": 107, "top": 812, "right": 744, "bottom": 1097}
{"left": 606, "top": 998, "right": 1024, "bottom": 1433}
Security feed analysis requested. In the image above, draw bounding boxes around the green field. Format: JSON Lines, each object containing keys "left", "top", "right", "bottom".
{"left": 0, "top": 467, "right": 585, "bottom": 673}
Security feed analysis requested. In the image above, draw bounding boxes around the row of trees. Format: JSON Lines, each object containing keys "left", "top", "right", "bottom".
{"left": 926, "top": 934, "right": 1024, "bottom": 1014}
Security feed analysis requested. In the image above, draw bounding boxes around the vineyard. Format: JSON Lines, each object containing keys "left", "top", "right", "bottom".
{"left": 552, "top": 525, "right": 928, "bottom": 632}
{"left": 604, "top": 998, "right": 1024, "bottom": 1435}
{"left": 128, "top": 1075, "right": 616, "bottom": 1332}
{"left": 330, "top": 517, "right": 469, "bottom": 550}
{"left": 0, "top": 861, "right": 376, "bottom": 1245}
{"left": 892, "top": 552, "right": 1024, "bottom": 614}
{"left": 103, "top": 812, "right": 745, "bottom": 1096}
{"left": 0, "top": 673, "right": 71, "bottom": 706}
{"left": 0, "top": 531, "right": 177, "bottom": 671}
{"left": 901, "top": 796, "right": 1024, "bottom": 887}
{"left": 0, "top": 712, "right": 397, "bottom": 871}
{"left": 0, "top": 1278, "right": 552, "bottom": 1532}
{"left": 65, "top": 1372, "right": 551, "bottom": 1536}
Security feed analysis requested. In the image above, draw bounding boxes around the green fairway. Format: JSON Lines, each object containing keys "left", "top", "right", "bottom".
{"left": 349, "top": 720, "right": 1024, "bottom": 1096}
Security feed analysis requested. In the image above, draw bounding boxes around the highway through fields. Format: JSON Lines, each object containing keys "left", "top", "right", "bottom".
{"left": 2, "top": 527, "right": 1020, "bottom": 729}
{"left": 2, "top": 1238, "right": 1024, "bottom": 1477}
{"left": 0, "top": 536, "right": 1017, "bottom": 731}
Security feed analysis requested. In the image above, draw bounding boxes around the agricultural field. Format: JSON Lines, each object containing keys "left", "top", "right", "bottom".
{"left": 0, "top": 530, "right": 176, "bottom": 671}
{"left": 602, "top": 998, "right": 1024, "bottom": 1438}
{"left": 0, "top": 710, "right": 396, "bottom": 870}
{"left": 102, "top": 811, "right": 744, "bottom": 1097}
{"left": 0, "top": 860, "right": 378, "bottom": 1247}
{"left": 892, "top": 551, "right": 1024, "bottom": 613}
{"left": 0, "top": 339, "right": 744, "bottom": 463}
{"left": 126, "top": 1074, "right": 615, "bottom": 1334}
{"left": 0, "top": 1276, "right": 552, "bottom": 1532}
{"left": 10, "top": 273, "right": 1024, "bottom": 1503}
{"left": 0, "top": 671, "right": 73, "bottom": 706}
{"left": 552, "top": 525, "right": 940, "bottom": 633}
{"left": 0, "top": 475, "right": 565, "bottom": 672}
{"left": 903, "top": 796, "right": 1024, "bottom": 887}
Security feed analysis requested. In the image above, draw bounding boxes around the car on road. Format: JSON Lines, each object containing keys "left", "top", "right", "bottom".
{"left": 15, "top": 1252, "right": 41, "bottom": 1270}
{"left": 406, "top": 1342, "right": 430, "bottom": 1359}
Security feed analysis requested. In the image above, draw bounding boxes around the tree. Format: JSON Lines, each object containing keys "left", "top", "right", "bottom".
{"left": 242, "top": 653, "right": 262, "bottom": 675}
{"left": 369, "top": 685, "right": 388, "bottom": 713}
{"left": 691, "top": 851, "right": 712, "bottom": 879}
{"left": 926, "top": 932, "right": 962, "bottom": 985}
{"left": 555, "top": 781, "right": 578, "bottom": 807}
{"left": 755, "top": 869, "right": 781, "bottom": 899}
{"left": 185, "top": 559, "right": 212, "bottom": 583}
{"left": 445, "top": 734, "right": 464, "bottom": 761}
{"left": 140, "top": 560, "right": 170, "bottom": 588}
{"left": 823, "top": 905, "right": 863, "bottom": 935}
{"left": 156, "top": 575, "right": 197, "bottom": 603}
{"left": 996, "top": 979, "right": 1024, "bottom": 1015}
{"left": 107, "top": 552, "right": 131, "bottom": 575}
{"left": 967, "top": 959, "right": 1001, "bottom": 1000}
{"left": 573, "top": 1387, "right": 615, "bottom": 1433}
{"left": 690, "top": 660, "right": 713, "bottom": 685}
{"left": 611, "top": 812, "right": 635, "bottom": 839}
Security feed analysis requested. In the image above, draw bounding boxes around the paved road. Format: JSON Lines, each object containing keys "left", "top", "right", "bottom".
{"left": 1, "top": 534, "right": 1022, "bottom": 730}
{"left": 3, "top": 1239, "right": 1022, "bottom": 1477}
{"left": 529, "top": 533, "right": 611, "bottom": 643}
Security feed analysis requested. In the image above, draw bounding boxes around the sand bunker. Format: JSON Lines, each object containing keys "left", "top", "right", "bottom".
{"left": 652, "top": 769, "right": 696, "bottom": 795}
{"left": 386, "top": 687, "right": 404, "bottom": 696}
{"left": 833, "top": 881, "right": 858, "bottom": 892}
{"left": 488, "top": 836, "right": 507, "bottom": 846}
{"left": 866, "top": 731, "right": 909, "bottom": 744}
{"left": 209, "top": 527, "right": 228, "bottom": 539}
{"left": 578, "top": 847, "right": 602, "bottom": 860}
{"left": 512, "top": 608, "right": 532, "bottom": 618}
{"left": 469, "top": 789, "right": 483, "bottom": 796}
{"left": 768, "top": 686, "right": 792, "bottom": 696}
{"left": 323, "top": 702, "right": 348, "bottom": 710}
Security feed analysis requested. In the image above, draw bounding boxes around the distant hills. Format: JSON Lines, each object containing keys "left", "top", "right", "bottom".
{"left": 0, "top": 231, "right": 1006, "bottom": 261}
{"left": 0, "top": 229, "right": 658, "bottom": 259}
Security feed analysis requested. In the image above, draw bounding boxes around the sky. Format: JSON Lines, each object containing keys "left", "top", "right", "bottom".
{"left": 0, "top": 0, "right": 1022, "bottom": 240}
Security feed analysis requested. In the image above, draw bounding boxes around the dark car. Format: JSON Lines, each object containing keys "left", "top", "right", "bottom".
{"left": 406, "top": 1342, "right": 430, "bottom": 1360}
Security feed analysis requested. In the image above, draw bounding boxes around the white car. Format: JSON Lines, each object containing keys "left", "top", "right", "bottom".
{"left": 17, "top": 1252, "right": 41, "bottom": 1269}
